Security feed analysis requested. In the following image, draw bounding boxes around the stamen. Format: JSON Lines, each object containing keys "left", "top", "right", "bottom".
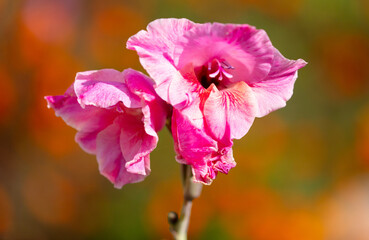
{"left": 209, "top": 68, "right": 220, "bottom": 78}
{"left": 222, "top": 70, "right": 233, "bottom": 79}
{"left": 207, "top": 58, "right": 235, "bottom": 80}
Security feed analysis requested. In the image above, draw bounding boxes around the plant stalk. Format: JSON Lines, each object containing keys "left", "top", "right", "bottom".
{"left": 168, "top": 164, "right": 203, "bottom": 240}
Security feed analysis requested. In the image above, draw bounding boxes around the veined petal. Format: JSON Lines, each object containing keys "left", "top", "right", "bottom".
{"left": 172, "top": 109, "right": 236, "bottom": 184}
{"left": 250, "top": 50, "right": 307, "bottom": 117}
{"left": 46, "top": 68, "right": 166, "bottom": 188}
{"left": 117, "top": 114, "right": 155, "bottom": 176}
{"left": 74, "top": 69, "right": 142, "bottom": 109}
{"left": 203, "top": 82, "right": 257, "bottom": 141}
{"left": 123, "top": 68, "right": 156, "bottom": 102}
{"left": 45, "top": 91, "right": 118, "bottom": 154}
{"left": 172, "top": 109, "right": 217, "bottom": 165}
{"left": 127, "top": 18, "right": 199, "bottom": 108}
{"left": 96, "top": 118, "right": 148, "bottom": 189}
{"left": 124, "top": 68, "right": 169, "bottom": 133}
{"left": 176, "top": 22, "right": 274, "bottom": 84}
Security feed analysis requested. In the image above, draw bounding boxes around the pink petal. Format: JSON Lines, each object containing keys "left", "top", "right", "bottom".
{"left": 117, "top": 114, "right": 156, "bottom": 176}
{"left": 176, "top": 22, "right": 274, "bottom": 84}
{"left": 123, "top": 68, "right": 156, "bottom": 102}
{"left": 75, "top": 131, "right": 99, "bottom": 154}
{"left": 45, "top": 91, "right": 118, "bottom": 154}
{"left": 74, "top": 69, "right": 142, "bottom": 109}
{"left": 172, "top": 109, "right": 217, "bottom": 165}
{"left": 124, "top": 68, "right": 169, "bottom": 133}
{"left": 127, "top": 18, "right": 200, "bottom": 108}
{"left": 96, "top": 118, "right": 148, "bottom": 188}
{"left": 172, "top": 109, "right": 236, "bottom": 184}
{"left": 250, "top": 50, "right": 307, "bottom": 117}
{"left": 203, "top": 82, "right": 257, "bottom": 141}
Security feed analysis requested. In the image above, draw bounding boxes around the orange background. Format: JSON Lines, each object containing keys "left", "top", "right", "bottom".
{"left": 1, "top": 0, "right": 369, "bottom": 239}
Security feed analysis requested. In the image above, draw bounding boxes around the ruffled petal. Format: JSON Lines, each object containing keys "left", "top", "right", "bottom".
{"left": 74, "top": 69, "right": 142, "bottom": 109}
{"left": 250, "top": 50, "right": 307, "bottom": 117}
{"left": 124, "top": 68, "right": 169, "bottom": 132}
{"left": 127, "top": 18, "right": 200, "bottom": 108}
{"left": 96, "top": 118, "right": 148, "bottom": 189}
{"left": 46, "top": 68, "right": 167, "bottom": 188}
{"left": 45, "top": 90, "right": 118, "bottom": 154}
{"left": 172, "top": 109, "right": 236, "bottom": 184}
{"left": 176, "top": 22, "right": 274, "bottom": 84}
{"left": 117, "top": 114, "right": 155, "bottom": 176}
{"left": 172, "top": 109, "right": 217, "bottom": 165}
{"left": 123, "top": 68, "right": 157, "bottom": 102}
{"left": 203, "top": 82, "right": 257, "bottom": 141}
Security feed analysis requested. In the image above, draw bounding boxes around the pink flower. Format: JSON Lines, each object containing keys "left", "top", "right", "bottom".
{"left": 127, "top": 18, "right": 306, "bottom": 183}
{"left": 45, "top": 69, "right": 168, "bottom": 188}
{"left": 127, "top": 18, "right": 307, "bottom": 141}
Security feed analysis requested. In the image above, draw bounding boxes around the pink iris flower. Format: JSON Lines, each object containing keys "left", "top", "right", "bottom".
{"left": 45, "top": 69, "right": 168, "bottom": 188}
{"left": 127, "top": 18, "right": 307, "bottom": 184}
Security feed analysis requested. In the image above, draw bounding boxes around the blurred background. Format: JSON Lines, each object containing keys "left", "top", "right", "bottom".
{"left": 1, "top": 0, "right": 369, "bottom": 239}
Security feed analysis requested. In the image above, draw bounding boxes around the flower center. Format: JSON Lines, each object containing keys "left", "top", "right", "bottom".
{"left": 197, "top": 58, "right": 234, "bottom": 89}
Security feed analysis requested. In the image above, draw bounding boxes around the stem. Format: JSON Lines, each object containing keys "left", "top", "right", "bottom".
{"left": 168, "top": 164, "right": 203, "bottom": 240}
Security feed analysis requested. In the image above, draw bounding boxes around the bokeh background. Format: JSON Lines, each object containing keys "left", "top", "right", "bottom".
{"left": 1, "top": 0, "right": 369, "bottom": 239}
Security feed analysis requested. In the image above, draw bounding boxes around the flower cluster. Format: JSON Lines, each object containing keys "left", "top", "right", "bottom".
{"left": 46, "top": 18, "right": 306, "bottom": 187}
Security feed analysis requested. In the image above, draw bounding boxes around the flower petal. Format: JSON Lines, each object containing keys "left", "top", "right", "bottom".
{"left": 124, "top": 68, "right": 169, "bottom": 132}
{"left": 176, "top": 22, "right": 274, "bottom": 84}
{"left": 127, "top": 18, "right": 199, "bottom": 108}
{"left": 46, "top": 69, "right": 166, "bottom": 188}
{"left": 74, "top": 69, "right": 142, "bottom": 109}
{"left": 96, "top": 118, "right": 148, "bottom": 188}
{"left": 250, "top": 50, "right": 307, "bottom": 117}
{"left": 123, "top": 68, "right": 156, "bottom": 102}
{"left": 75, "top": 131, "right": 99, "bottom": 154}
{"left": 172, "top": 109, "right": 236, "bottom": 184}
{"left": 172, "top": 109, "right": 217, "bottom": 165}
{"left": 203, "top": 82, "right": 257, "bottom": 141}
{"left": 117, "top": 114, "right": 155, "bottom": 176}
{"left": 45, "top": 90, "right": 118, "bottom": 154}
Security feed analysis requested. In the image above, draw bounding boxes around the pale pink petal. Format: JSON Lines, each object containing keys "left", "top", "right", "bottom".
{"left": 96, "top": 118, "right": 147, "bottom": 188}
{"left": 124, "top": 68, "right": 169, "bottom": 132}
{"left": 203, "top": 82, "right": 257, "bottom": 141}
{"left": 175, "top": 91, "right": 206, "bottom": 130}
{"left": 74, "top": 69, "right": 142, "bottom": 109}
{"left": 45, "top": 92, "right": 118, "bottom": 154}
{"left": 45, "top": 93, "right": 117, "bottom": 132}
{"left": 127, "top": 18, "right": 200, "bottom": 108}
{"left": 123, "top": 68, "right": 156, "bottom": 102}
{"left": 167, "top": 69, "right": 202, "bottom": 109}
{"left": 46, "top": 69, "right": 167, "bottom": 188}
{"left": 250, "top": 50, "right": 307, "bottom": 117}
{"left": 117, "top": 114, "right": 155, "bottom": 176}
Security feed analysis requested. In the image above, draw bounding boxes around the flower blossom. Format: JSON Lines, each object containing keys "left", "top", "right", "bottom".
{"left": 45, "top": 69, "right": 168, "bottom": 188}
{"left": 127, "top": 18, "right": 307, "bottom": 184}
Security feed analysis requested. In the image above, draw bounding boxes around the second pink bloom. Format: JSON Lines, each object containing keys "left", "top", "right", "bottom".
{"left": 45, "top": 69, "right": 168, "bottom": 188}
